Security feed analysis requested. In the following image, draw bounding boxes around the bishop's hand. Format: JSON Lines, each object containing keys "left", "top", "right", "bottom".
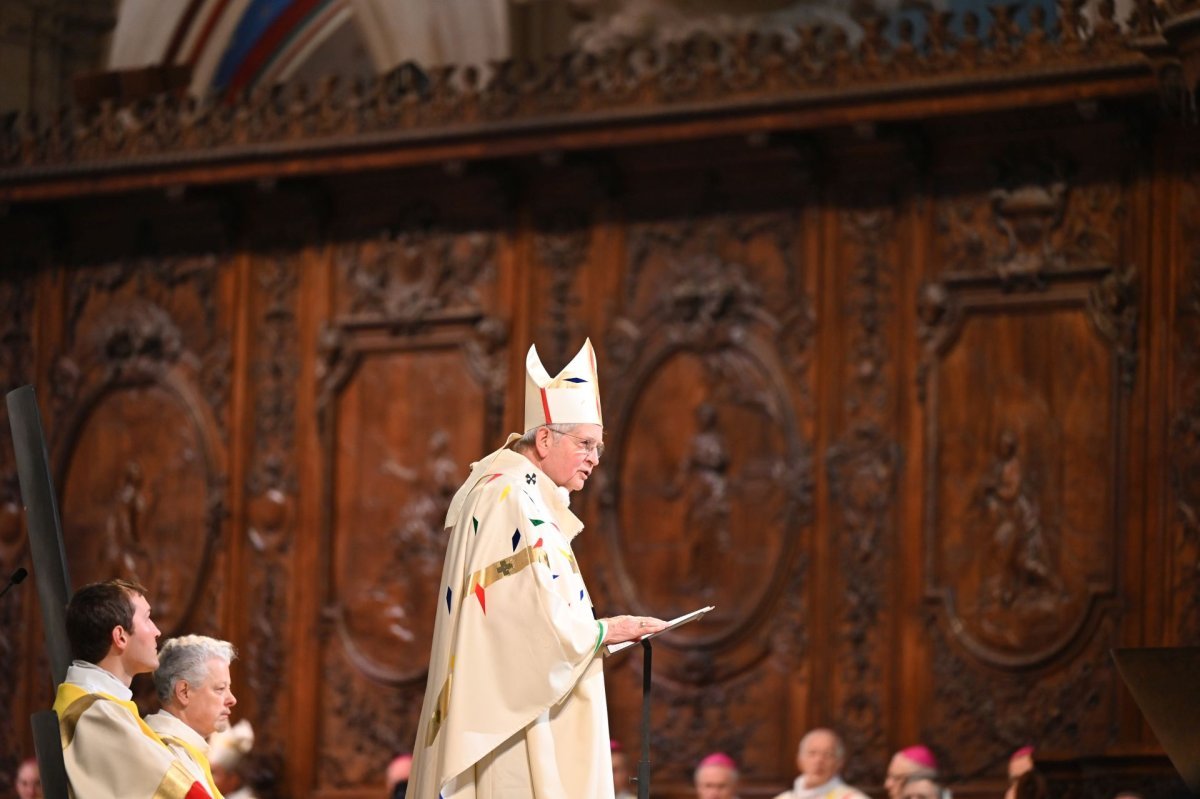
{"left": 601, "top": 614, "right": 668, "bottom": 644}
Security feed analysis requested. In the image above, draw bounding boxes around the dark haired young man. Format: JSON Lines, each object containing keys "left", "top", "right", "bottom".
{"left": 51, "top": 579, "right": 212, "bottom": 798}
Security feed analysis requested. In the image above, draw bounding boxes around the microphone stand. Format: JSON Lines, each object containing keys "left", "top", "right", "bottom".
{"left": 636, "top": 639, "right": 652, "bottom": 799}
{"left": 0, "top": 567, "right": 28, "bottom": 600}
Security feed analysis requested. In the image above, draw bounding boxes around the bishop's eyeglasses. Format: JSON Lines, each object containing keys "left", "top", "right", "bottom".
{"left": 554, "top": 430, "right": 605, "bottom": 459}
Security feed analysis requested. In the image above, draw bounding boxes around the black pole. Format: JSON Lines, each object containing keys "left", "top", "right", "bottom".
{"left": 6, "top": 385, "right": 73, "bottom": 686}
{"left": 7, "top": 385, "right": 73, "bottom": 799}
{"left": 636, "top": 639, "right": 652, "bottom": 799}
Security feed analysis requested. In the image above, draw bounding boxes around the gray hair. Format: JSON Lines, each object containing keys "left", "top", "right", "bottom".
{"left": 155, "top": 635, "right": 237, "bottom": 705}
{"left": 798, "top": 727, "right": 846, "bottom": 760}
{"left": 511, "top": 423, "right": 581, "bottom": 455}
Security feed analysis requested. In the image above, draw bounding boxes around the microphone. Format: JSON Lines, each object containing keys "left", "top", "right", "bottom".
{"left": 0, "top": 566, "right": 28, "bottom": 600}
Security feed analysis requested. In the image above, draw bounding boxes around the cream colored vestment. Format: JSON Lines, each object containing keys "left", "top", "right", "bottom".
{"left": 52, "top": 661, "right": 206, "bottom": 799}
{"left": 409, "top": 448, "right": 614, "bottom": 799}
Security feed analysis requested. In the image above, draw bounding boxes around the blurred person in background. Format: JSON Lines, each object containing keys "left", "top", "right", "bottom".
{"left": 773, "top": 728, "right": 868, "bottom": 799}
{"left": 210, "top": 720, "right": 257, "bottom": 799}
{"left": 885, "top": 746, "right": 938, "bottom": 799}
{"left": 694, "top": 752, "right": 740, "bottom": 799}
{"left": 15, "top": 757, "right": 42, "bottom": 799}
{"left": 386, "top": 753, "right": 412, "bottom": 799}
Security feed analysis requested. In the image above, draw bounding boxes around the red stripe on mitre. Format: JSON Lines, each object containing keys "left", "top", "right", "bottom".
{"left": 540, "top": 387, "right": 552, "bottom": 424}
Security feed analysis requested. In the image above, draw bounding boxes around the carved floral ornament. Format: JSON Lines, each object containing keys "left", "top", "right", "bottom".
{"left": 0, "top": 0, "right": 1151, "bottom": 172}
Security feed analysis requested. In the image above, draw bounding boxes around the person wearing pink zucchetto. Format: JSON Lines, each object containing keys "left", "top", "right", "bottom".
{"left": 772, "top": 728, "right": 869, "bottom": 799}
{"left": 1003, "top": 748, "right": 1040, "bottom": 799}
{"left": 1007, "top": 747, "right": 1034, "bottom": 781}
{"left": 884, "top": 746, "right": 939, "bottom": 799}
{"left": 694, "top": 753, "right": 740, "bottom": 799}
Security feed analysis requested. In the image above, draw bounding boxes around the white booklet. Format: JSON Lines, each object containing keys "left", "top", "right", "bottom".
{"left": 604, "top": 605, "right": 715, "bottom": 655}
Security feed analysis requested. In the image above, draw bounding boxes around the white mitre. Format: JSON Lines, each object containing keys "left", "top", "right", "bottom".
{"left": 523, "top": 338, "right": 603, "bottom": 432}
{"left": 445, "top": 338, "right": 603, "bottom": 528}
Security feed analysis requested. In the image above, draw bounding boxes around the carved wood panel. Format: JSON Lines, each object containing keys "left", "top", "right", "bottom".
{"left": 238, "top": 251, "right": 302, "bottom": 769}
{"left": 919, "top": 140, "right": 1132, "bottom": 777}
{"left": 595, "top": 209, "right": 816, "bottom": 793}
{"left": 824, "top": 195, "right": 906, "bottom": 785}
{"left": 1171, "top": 158, "right": 1200, "bottom": 644}
{"left": 313, "top": 222, "right": 506, "bottom": 790}
{"left": 0, "top": 106, "right": 1189, "bottom": 799}
{"left": 52, "top": 252, "right": 233, "bottom": 707}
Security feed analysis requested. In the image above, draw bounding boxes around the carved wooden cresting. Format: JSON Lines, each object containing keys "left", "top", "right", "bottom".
{"left": 0, "top": 3, "right": 1198, "bottom": 799}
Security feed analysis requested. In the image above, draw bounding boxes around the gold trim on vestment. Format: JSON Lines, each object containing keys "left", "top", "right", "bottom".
{"left": 154, "top": 760, "right": 201, "bottom": 799}
{"left": 159, "top": 734, "right": 224, "bottom": 799}
{"left": 425, "top": 668, "right": 454, "bottom": 747}
{"left": 464, "top": 545, "right": 552, "bottom": 597}
{"left": 427, "top": 544, "right": 583, "bottom": 746}
{"left": 57, "top": 695, "right": 101, "bottom": 748}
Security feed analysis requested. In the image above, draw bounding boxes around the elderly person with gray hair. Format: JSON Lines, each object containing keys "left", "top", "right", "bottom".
{"left": 146, "top": 635, "right": 238, "bottom": 798}
{"left": 773, "top": 728, "right": 869, "bottom": 799}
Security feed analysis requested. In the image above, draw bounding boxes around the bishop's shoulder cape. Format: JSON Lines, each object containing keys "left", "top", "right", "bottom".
{"left": 409, "top": 447, "right": 614, "bottom": 799}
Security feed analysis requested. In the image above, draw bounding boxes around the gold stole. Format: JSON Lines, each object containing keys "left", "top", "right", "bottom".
{"left": 156, "top": 734, "right": 223, "bottom": 799}
{"left": 53, "top": 683, "right": 167, "bottom": 750}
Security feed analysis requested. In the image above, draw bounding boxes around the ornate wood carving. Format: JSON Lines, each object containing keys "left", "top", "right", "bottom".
{"left": 61, "top": 254, "right": 229, "bottom": 436}
{"left": 920, "top": 153, "right": 1131, "bottom": 783}
{"left": 934, "top": 151, "right": 1124, "bottom": 290}
{"left": 242, "top": 252, "right": 300, "bottom": 759}
{"left": 599, "top": 211, "right": 814, "bottom": 783}
{"left": 922, "top": 145, "right": 1133, "bottom": 676}
{"left": 532, "top": 211, "right": 592, "bottom": 368}
{"left": 324, "top": 223, "right": 504, "bottom": 431}
{"left": 0, "top": 4, "right": 1144, "bottom": 173}
{"left": 924, "top": 612, "right": 1118, "bottom": 778}
{"left": 826, "top": 207, "right": 902, "bottom": 783}
{"left": 315, "top": 223, "right": 507, "bottom": 788}
{"left": 1172, "top": 169, "right": 1200, "bottom": 642}
{"left": 0, "top": 62, "right": 1191, "bottom": 798}
{"left": 53, "top": 254, "right": 230, "bottom": 638}
{"left": 334, "top": 217, "right": 495, "bottom": 327}
{"left": 648, "top": 671, "right": 760, "bottom": 782}
{"left": 320, "top": 645, "right": 422, "bottom": 789}
{"left": 919, "top": 265, "right": 1130, "bottom": 664}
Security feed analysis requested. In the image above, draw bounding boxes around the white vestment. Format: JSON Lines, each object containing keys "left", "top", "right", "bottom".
{"left": 409, "top": 448, "right": 614, "bottom": 799}
{"left": 53, "top": 661, "right": 204, "bottom": 799}
{"left": 145, "top": 710, "right": 221, "bottom": 797}
{"left": 773, "top": 775, "right": 871, "bottom": 799}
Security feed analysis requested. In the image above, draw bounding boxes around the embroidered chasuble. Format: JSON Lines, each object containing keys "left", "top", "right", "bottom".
{"left": 53, "top": 663, "right": 210, "bottom": 799}
{"left": 409, "top": 448, "right": 614, "bottom": 799}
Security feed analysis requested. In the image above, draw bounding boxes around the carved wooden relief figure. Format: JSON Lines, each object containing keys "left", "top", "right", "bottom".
{"left": 599, "top": 210, "right": 815, "bottom": 783}
{"left": 921, "top": 143, "right": 1132, "bottom": 773}
{"left": 316, "top": 216, "right": 506, "bottom": 787}
{"left": 55, "top": 254, "right": 231, "bottom": 639}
